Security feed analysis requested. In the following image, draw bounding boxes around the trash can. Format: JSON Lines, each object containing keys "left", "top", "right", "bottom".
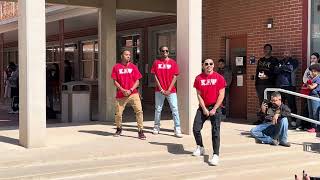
{"left": 61, "top": 81, "right": 91, "bottom": 123}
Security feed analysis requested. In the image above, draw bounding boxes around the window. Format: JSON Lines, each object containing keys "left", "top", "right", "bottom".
{"left": 46, "top": 46, "right": 60, "bottom": 64}
{"left": 3, "top": 50, "right": 18, "bottom": 68}
{"left": 119, "top": 35, "right": 141, "bottom": 65}
{"left": 310, "top": 0, "right": 320, "bottom": 57}
{"left": 148, "top": 26, "right": 176, "bottom": 87}
{"left": 117, "top": 33, "right": 143, "bottom": 95}
{"left": 156, "top": 31, "right": 176, "bottom": 58}
{"left": 80, "top": 40, "right": 98, "bottom": 80}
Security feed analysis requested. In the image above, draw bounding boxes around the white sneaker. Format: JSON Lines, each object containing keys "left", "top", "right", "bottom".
{"left": 174, "top": 127, "right": 183, "bottom": 138}
{"left": 153, "top": 126, "right": 160, "bottom": 135}
{"left": 209, "top": 154, "right": 219, "bottom": 166}
{"left": 192, "top": 145, "right": 205, "bottom": 156}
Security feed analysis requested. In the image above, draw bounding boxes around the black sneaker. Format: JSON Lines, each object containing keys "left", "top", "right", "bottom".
{"left": 279, "top": 142, "right": 291, "bottom": 147}
{"left": 114, "top": 128, "right": 122, "bottom": 137}
{"left": 255, "top": 139, "right": 263, "bottom": 144}
{"left": 138, "top": 130, "right": 146, "bottom": 140}
{"left": 270, "top": 139, "right": 279, "bottom": 146}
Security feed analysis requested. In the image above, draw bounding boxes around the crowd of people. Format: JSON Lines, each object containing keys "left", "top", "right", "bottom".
{"left": 111, "top": 43, "right": 319, "bottom": 169}
{"left": 1, "top": 43, "right": 318, "bottom": 171}
{"left": 3, "top": 60, "right": 73, "bottom": 117}
{"left": 253, "top": 44, "right": 319, "bottom": 134}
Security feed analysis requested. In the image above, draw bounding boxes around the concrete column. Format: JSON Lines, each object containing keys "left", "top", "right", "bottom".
{"left": 177, "top": 0, "right": 202, "bottom": 135}
{"left": 18, "top": 0, "right": 46, "bottom": 148}
{"left": 98, "top": 0, "right": 116, "bottom": 121}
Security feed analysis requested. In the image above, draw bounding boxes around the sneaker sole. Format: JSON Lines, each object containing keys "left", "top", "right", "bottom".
{"left": 175, "top": 134, "right": 183, "bottom": 138}
{"left": 209, "top": 162, "right": 218, "bottom": 166}
{"left": 192, "top": 153, "right": 204, "bottom": 157}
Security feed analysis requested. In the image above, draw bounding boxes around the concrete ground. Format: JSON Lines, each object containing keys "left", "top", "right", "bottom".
{"left": 0, "top": 118, "right": 319, "bottom": 180}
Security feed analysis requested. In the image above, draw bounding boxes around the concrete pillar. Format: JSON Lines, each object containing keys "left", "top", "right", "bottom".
{"left": 177, "top": 0, "right": 202, "bottom": 135}
{"left": 18, "top": 0, "right": 46, "bottom": 148}
{"left": 98, "top": 0, "right": 116, "bottom": 121}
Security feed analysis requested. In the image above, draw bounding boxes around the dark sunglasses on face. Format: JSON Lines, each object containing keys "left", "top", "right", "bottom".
{"left": 161, "top": 50, "right": 169, "bottom": 53}
{"left": 204, "top": 63, "right": 214, "bottom": 66}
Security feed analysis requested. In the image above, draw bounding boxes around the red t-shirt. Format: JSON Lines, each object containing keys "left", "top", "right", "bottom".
{"left": 111, "top": 62, "right": 142, "bottom": 99}
{"left": 193, "top": 72, "right": 226, "bottom": 106}
{"left": 151, "top": 58, "right": 179, "bottom": 93}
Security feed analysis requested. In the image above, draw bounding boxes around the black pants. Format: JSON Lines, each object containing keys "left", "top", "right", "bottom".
{"left": 281, "top": 86, "right": 297, "bottom": 122}
{"left": 193, "top": 107, "right": 221, "bottom": 155}
{"left": 256, "top": 85, "right": 273, "bottom": 105}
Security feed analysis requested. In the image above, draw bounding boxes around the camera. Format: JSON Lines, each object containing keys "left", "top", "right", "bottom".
{"left": 262, "top": 99, "right": 273, "bottom": 109}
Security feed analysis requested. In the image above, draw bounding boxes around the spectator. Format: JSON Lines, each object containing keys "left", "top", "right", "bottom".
{"left": 52, "top": 63, "right": 60, "bottom": 103}
{"left": 3, "top": 66, "right": 12, "bottom": 103}
{"left": 299, "top": 52, "right": 320, "bottom": 130}
{"left": 251, "top": 91, "right": 291, "bottom": 147}
{"left": 255, "top": 44, "right": 279, "bottom": 104}
{"left": 306, "top": 63, "right": 320, "bottom": 133}
{"left": 255, "top": 44, "right": 279, "bottom": 124}
{"left": 217, "top": 59, "right": 232, "bottom": 117}
{"left": 8, "top": 62, "right": 19, "bottom": 114}
{"left": 46, "top": 65, "right": 55, "bottom": 110}
{"left": 64, "top": 60, "right": 72, "bottom": 82}
{"left": 274, "top": 50, "right": 298, "bottom": 128}
{"left": 303, "top": 53, "right": 320, "bottom": 84}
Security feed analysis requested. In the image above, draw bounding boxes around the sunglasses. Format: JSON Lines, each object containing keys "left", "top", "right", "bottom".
{"left": 161, "top": 50, "right": 169, "bottom": 53}
{"left": 204, "top": 63, "right": 214, "bottom": 66}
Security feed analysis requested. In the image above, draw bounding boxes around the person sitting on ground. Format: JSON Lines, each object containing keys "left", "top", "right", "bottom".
{"left": 251, "top": 91, "right": 291, "bottom": 147}
{"left": 306, "top": 63, "right": 320, "bottom": 133}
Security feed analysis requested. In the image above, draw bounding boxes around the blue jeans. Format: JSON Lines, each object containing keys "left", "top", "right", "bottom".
{"left": 154, "top": 92, "right": 181, "bottom": 128}
{"left": 307, "top": 99, "right": 320, "bottom": 129}
{"left": 250, "top": 117, "right": 288, "bottom": 144}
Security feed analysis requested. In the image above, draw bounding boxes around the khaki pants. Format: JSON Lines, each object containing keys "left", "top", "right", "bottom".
{"left": 115, "top": 93, "right": 143, "bottom": 130}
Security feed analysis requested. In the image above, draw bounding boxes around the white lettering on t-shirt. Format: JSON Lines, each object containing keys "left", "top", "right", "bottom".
{"left": 158, "top": 64, "right": 172, "bottom": 69}
{"left": 119, "top": 68, "right": 133, "bottom": 74}
{"left": 200, "top": 79, "right": 217, "bottom": 86}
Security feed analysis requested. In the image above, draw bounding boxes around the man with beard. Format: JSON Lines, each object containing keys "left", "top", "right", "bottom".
{"left": 250, "top": 91, "right": 291, "bottom": 147}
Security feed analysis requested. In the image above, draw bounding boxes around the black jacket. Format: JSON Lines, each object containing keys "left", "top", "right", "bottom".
{"left": 255, "top": 56, "right": 279, "bottom": 86}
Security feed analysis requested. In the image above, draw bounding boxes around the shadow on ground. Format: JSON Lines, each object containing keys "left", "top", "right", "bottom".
{"left": 0, "top": 135, "right": 19, "bottom": 146}
{"left": 149, "top": 142, "right": 192, "bottom": 155}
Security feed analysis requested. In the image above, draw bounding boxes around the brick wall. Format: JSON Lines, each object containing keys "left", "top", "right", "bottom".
{"left": 0, "top": 2, "right": 17, "bottom": 20}
{"left": 203, "top": 0, "right": 307, "bottom": 119}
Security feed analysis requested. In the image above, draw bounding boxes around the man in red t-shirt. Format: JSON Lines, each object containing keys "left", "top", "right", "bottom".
{"left": 192, "top": 58, "right": 226, "bottom": 166}
{"left": 151, "top": 46, "right": 182, "bottom": 137}
{"left": 111, "top": 50, "right": 146, "bottom": 140}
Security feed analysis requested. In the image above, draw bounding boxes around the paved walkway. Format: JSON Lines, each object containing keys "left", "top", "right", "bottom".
{"left": 0, "top": 120, "right": 319, "bottom": 179}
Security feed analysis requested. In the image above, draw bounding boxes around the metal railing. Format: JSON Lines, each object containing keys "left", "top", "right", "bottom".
{"left": 264, "top": 88, "right": 320, "bottom": 126}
